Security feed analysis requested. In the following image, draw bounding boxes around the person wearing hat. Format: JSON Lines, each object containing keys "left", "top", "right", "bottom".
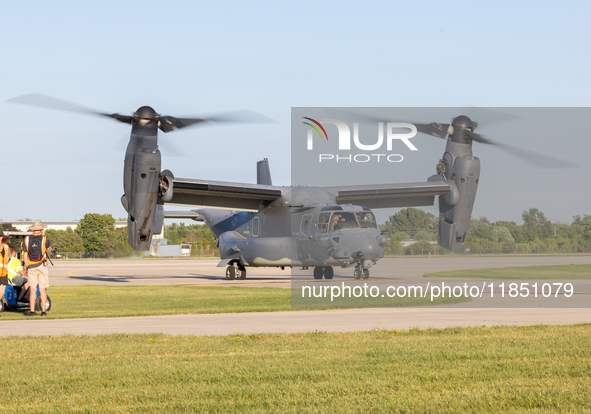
{"left": 0, "top": 232, "right": 10, "bottom": 315}
{"left": 21, "top": 220, "right": 52, "bottom": 316}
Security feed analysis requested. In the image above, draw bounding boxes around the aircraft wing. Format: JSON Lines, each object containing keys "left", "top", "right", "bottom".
{"left": 323, "top": 178, "right": 450, "bottom": 209}
{"left": 166, "top": 178, "right": 284, "bottom": 211}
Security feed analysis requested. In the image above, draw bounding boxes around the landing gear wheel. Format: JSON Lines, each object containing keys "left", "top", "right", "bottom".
{"left": 354, "top": 269, "right": 362, "bottom": 280}
{"left": 324, "top": 267, "right": 334, "bottom": 279}
{"left": 362, "top": 269, "right": 369, "bottom": 279}
{"left": 0, "top": 298, "right": 5, "bottom": 313}
{"left": 237, "top": 266, "right": 247, "bottom": 280}
{"left": 35, "top": 295, "right": 52, "bottom": 312}
{"left": 226, "top": 266, "right": 236, "bottom": 280}
{"left": 313, "top": 267, "right": 323, "bottom": 279}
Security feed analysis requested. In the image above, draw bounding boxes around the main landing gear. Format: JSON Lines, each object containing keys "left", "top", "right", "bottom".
{"left": 226, "top": 263, "right": 246, "bottom": 280}
{"left": 313, "top": 266, "right": 334, "bottom": 280}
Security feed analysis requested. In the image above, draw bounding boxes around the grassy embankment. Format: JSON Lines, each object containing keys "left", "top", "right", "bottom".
{"left": 2, "top": 325, "right": 590, "bottom": 412}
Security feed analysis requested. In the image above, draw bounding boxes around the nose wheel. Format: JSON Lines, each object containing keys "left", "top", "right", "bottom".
{"left": 226, "top": 264, "right": 247, "bottom": 280}
{"left": 313, "top": 266, "right": 334, "bottom": 279}
{"left": 354, "top": 267, "right": 370, "bottom": 280}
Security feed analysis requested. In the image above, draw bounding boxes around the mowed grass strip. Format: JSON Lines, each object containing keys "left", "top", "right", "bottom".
{"left": 2, "top": 325, "right": 591, "bottom": 413}
{"left": 1, "top": 285, "right": 468, "bottom": 320}
{"left": 1, "top": 286, "right": 291, "bottom": 320}
{"left": 425, "top": 263, "right": 591, "bottom": 279}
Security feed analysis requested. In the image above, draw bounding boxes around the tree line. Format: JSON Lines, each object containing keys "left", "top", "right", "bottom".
{"left": 380, "top": 208, "right": 591, "bottom": 255}
{"left": 4, "top": 207, "right": 590, "bottom": 257}
{"left": 43, "top": 215, "right": 216, "bottom": 257}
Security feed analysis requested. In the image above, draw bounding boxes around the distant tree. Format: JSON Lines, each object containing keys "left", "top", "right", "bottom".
{"left": 383, "top": 208, "right": 437, "bottom": 238}
{"left": 522, "top": 208, "right": 553, "bottom": 241}
{"left": 45, "top": 227, "right": 84, "bottom": 256}
{"left": 554, "top": 223, "right": 579, "bottom": 241}
{"left": 58, "top": 227, "right": 85, "bottom": 254}
{"left": 493, "top": 226, "right": 515, "bottom": 244}
{"left": 76, "top": 213, "right": 116, "bottom": 252}
{"left": 584, "top": 217, "right": 591, "bottom": 242}
{"left": 1, "top": 222, "right": 19, "bottom": 248}
{"left": 495, "top": 221, "right": 525, "bottom": 244}
{"left": 45, "top": 229, "right": 58, "bottom": 245}
{"left": 469, "top": 217, "right": 494, "bottom": 241}
{"left": 392, "top": 232, "right": 410, "bottom": 241}
{"left": 164, "top": 223, "right": 215, "bottom": 244}
{"left": 572, "top": 214, "right": 591, "bottom": 227}
{"left": 429, "top": 216, "right": 439, "bottom": 233}
{"left": 405, "top": 240, "right": 434, "bottom": 255}
{"left": 112, "top": 227, "right": 135, "bottom": 255}
{"left": 415, "top": 231, "right": 436, "bottom": 241}
{"left": 0, "top": 222, "right": 17, "bottom": 231}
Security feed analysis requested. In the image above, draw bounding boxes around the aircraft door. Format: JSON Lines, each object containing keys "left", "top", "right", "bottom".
{"left": 298, "top": 214, "right": 313, "bottom": 261}
{"left": 252, "top": 216, "right": 260, "bottom": 237}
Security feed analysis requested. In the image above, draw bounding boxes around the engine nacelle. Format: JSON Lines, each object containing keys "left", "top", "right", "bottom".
{"left": 158, "top": 170, "right": 174, "bottom": 202}
{"left": 127, "top": 148, "right": 161, "bottom": 251}
{"left": 436, "top": 139, "right": 480, "bottom": 252}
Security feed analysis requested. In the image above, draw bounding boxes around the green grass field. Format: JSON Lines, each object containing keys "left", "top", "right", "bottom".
{"left": 425, "top": 263, "right": 591, "bottom": 279}
{"left": 2, "top": 325, "right": 590, "bottom": 413}
{"left": 1, "top": 285, "right": 469, "bottom": 320}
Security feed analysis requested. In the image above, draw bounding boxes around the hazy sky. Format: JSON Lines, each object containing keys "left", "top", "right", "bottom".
{"left": 1, "top": 0, "right": 589, "bottom": 225}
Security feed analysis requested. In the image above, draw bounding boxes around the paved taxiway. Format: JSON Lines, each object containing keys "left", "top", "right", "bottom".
{"left": 2, "top": 256, "right": 590, "bottom": 337}
{"left": 51, "top": 255, "right": 591, "bottom": 287}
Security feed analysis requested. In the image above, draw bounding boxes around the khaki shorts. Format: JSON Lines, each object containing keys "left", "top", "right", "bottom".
{"left": 27, "top": 265, "right": 49, "bottom": 289}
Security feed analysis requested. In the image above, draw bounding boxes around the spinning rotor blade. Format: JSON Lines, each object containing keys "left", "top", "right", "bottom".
{"left": 7, "top": 94, "right": 132, "bottom": 124}
{"left": 324, "top": 108, "right": 575, "bottom": 169}
{"left": 158, "top": 110, "right": 277, "bottom": 133}
{"left": 8, "top": 94, "right": 277, "bottom": 133}
{"left": 463, "top": 130, "right": 576, "bottom": 168}
{"left": 464, "top": 130, "right": 496, "bottom": 145}
{"left": 325, "top": 108, "right": 451, "bottom": 139}
{"left": 415, "top": 123, "right": 450, "bottom": 139}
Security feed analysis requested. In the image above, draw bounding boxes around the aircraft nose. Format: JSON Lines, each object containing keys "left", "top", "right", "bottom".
{"left": 349, "top": 235, "right": 384, "bottom": 261}
{"left": 329, "top": 231, "right": 384, "bottom": 262}
{"left": 353, "top": 241, "right": 383, "bottom": 260}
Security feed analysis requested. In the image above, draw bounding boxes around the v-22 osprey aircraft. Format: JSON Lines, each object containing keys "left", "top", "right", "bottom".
{"left": 11, "top": 96, "right": 561, "bottom": 280}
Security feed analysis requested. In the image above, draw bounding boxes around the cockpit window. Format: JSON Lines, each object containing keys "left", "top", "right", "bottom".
{"left": 329, "top": 212, "right": 359, "bottom": 232}
{"left": 318, "top": 212, "right": 330, "bottom": 234}
{"left": 355, "top": 212, "right": 377, "bottom": 229}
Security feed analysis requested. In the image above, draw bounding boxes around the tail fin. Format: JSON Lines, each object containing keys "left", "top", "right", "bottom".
{"left": 257, "top": 158, "right": 272, "bottom": 185}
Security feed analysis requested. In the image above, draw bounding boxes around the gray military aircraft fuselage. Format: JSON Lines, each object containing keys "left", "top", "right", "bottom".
{"left": 195, "top": 186, "right": 388, "bottom": 279}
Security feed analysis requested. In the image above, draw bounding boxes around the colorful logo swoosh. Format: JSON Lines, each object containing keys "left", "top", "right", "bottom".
{"left": 302, "top": 117, "right": 329, "bottom": 141}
